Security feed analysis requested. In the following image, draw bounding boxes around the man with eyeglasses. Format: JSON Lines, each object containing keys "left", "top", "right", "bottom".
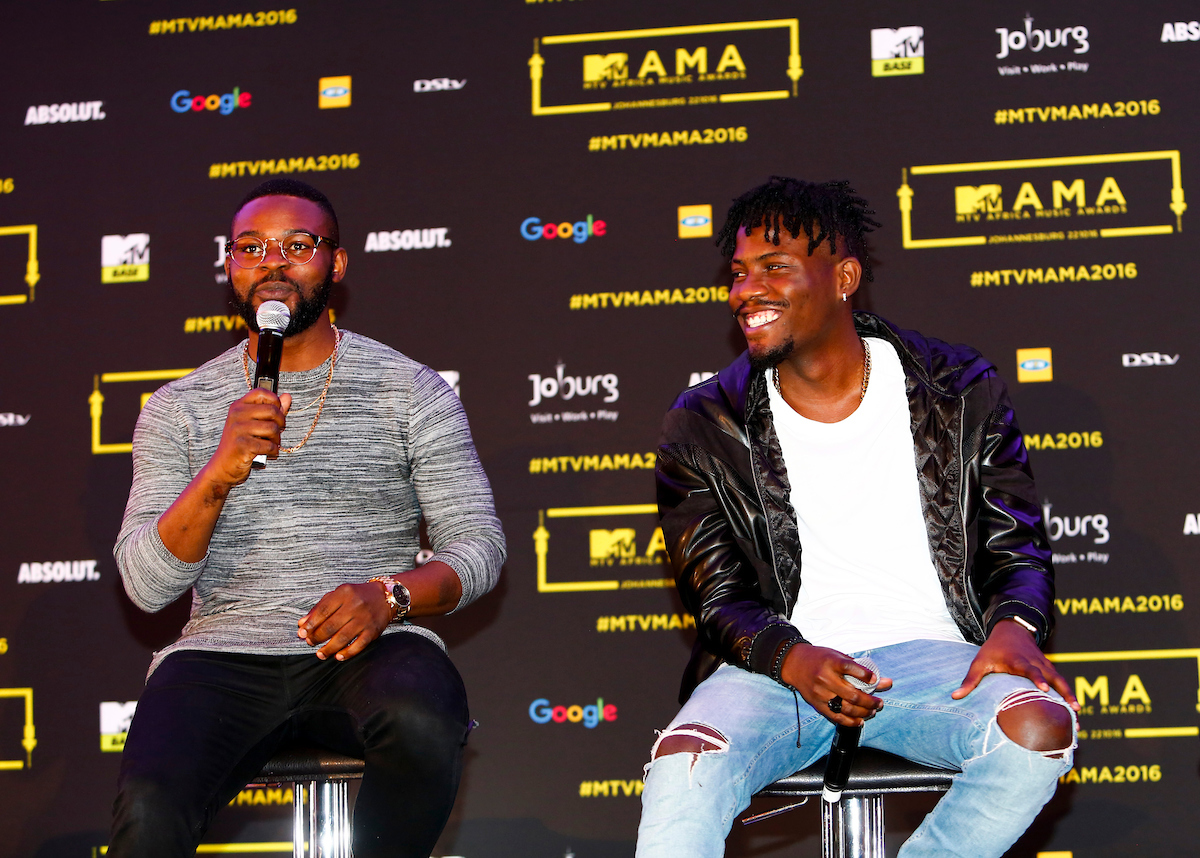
{"left": 109, "top": 179, "right": 506, "bottom": 858}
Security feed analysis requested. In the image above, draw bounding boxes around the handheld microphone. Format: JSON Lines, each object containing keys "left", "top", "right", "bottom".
{"left": 250, "top": 300, "right": 290, "bottom": 470}
{"left": 822, "top": 656, "right": 880, "bottom": 804}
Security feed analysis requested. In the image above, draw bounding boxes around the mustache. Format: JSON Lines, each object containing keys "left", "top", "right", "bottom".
{"left": 250, "top": 272, "right": 302, "bottom": 295}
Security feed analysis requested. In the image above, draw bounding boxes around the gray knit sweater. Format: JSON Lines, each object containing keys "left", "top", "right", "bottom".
{"left": 114, "top": 331, "right": 506, "bottom": 675}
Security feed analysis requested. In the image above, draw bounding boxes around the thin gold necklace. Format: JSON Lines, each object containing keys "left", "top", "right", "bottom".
{"left": 241, "top": 327, "right": 341, "bottom": 454}
{"left": 773, "top": 336, "right": 871, "bottom": 401}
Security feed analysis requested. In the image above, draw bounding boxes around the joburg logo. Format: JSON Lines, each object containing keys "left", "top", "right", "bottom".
{"left": 528, "top": 697, "right": 617, "bottom": 728}
{"left": 363, "top": 228, "right": 451, "bottom": 251}
{"left": 954, "top": 177, "right": 1127, "bottom": 220}
{"left": 1161, "top": 21, "right": 1200, "bottom": 42}
{"left": 521, "top": 215, "right": 606, "bottom": 244}
{"left": 319, "top": 76, "right": 351, "bottom": 108}
{"left": 1016, "top": 348, "right": 1053, "bottom": 382}
{"left": 1122, "top": 352, "right": 1178, "bottom": 366}
{"left": 871, "top": 27, "right": 924, "bottom": 76}
{"left": 24, "top": 101, "right": 105, "bottom": 125}
{"left": 17, "top": 560, "right": 100, "bottom": 583}
{"left": 677, "top": 205, "right": 712, "bottom": 238}
{"left": 996, "top": 15, "right": 1089, "bottom": 61}
{"left": 170, "top": 88, "right": 251, "bottom": 115}
{"left": 102, "top": 234, "right": 150, "bottom": 283}
{"left": 100, "top": 701, "right": 136, "bottom": 752}
{"left": 1043, "top": 503, "right": 1110, "bottom": 544}
{"left": 414, "top": 78, "right": 466, "bottom": 92}
{"left": 529, "top": 363, "right": 619, "bottom": 406}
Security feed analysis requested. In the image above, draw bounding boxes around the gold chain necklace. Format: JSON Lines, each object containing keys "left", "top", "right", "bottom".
{"left": 773, "top": 336, "right": 871, "bottom": 401}
{"left": 241, "top": 327, "right": 341, "bottom": 454}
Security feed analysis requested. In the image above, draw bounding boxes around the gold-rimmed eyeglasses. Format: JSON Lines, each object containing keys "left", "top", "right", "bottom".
{"left": 224, "top": 232, "right": 339, "bottom": 268}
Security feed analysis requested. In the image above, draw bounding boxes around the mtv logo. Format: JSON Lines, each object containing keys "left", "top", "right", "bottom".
{"left": 101, "top": 234, "right": 150, "bottom": 267}
{"left": 590, "top": 528, "right": 636, "bottom": 561}
{"left": 100, "top": 701, "right": 137, "bottom": 734}
{"left": 583, "top": 53, "right": 629, "bottom": 82}
{"left": 955, "top": 185, "right": 1002, "bottom": 215}
{"left": 871, "top": 26, "right": 925, "bottom": 59}
{"left": 437, "top": 370, "right": 460, "bottom": 398}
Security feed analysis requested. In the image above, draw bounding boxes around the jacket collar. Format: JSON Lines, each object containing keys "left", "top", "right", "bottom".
{"left": 716, "top": 312, "right": 996, "bottom": 422}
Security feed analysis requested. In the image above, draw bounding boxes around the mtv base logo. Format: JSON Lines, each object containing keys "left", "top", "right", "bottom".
{"left": 871, "top": 27, "right": 924, "bottom": 77}
{"left": 100, "top": 701, "right": 136, "bottom": 752}
{"left": 102, "top": 234, "right": 150, "bottom": 283}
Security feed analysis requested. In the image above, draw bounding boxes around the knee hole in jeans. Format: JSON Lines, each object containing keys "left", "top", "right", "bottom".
{"left": 996, "top": 691, "right": 1076, "bottom": 758}
{"left": 651, "top": 723, "right": 729, "bottom": 759}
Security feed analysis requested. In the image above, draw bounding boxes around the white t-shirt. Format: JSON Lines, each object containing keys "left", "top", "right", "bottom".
{"left": 767, "top": 337, "right": 966, "bottom": 653}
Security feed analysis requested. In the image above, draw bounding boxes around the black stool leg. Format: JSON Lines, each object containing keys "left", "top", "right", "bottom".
{"left": 822, "top": 795, "right": 885, "bottom": 858}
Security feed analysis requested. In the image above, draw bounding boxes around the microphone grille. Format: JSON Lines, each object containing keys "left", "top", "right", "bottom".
{"left": 256, "top": 300, "right": 291, "bottom": 332}
{"left": 845, "top": 656, "right": 879, "bottom": 694}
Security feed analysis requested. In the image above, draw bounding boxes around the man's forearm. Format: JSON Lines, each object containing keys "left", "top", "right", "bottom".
{"left": 156, "top": 464, "right": 233, "bottom": 563}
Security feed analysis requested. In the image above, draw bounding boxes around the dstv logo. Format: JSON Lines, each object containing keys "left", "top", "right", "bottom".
{"left": 678, "top": 204, "right": 713, "bottom": 238}
{"left": 1016, "top": 347, "right": 1053, "bottom": 382}
{"left": 1122, "top": 352, "right": 1179, "bottom": 367}
{"left": 318, "top": 76, "right": 351, "bottom": 109}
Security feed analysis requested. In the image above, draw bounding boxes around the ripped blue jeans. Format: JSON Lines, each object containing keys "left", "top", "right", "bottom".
{"left": 637, "top": 639, "right": 1075, "bottom": 858}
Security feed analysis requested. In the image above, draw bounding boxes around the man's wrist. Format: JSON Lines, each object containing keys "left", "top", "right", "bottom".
{"left": 1002, "top": 615, "right": 1039, "bottom": 639}
{"left": 368, "top": 575, "right": 411, "bottom": 623}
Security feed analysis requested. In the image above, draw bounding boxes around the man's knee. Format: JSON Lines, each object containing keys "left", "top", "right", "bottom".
{"left": 651, "top": 723, "right": 729, "bottom": 759}
{"left": 996, "top": 694, "right": 1075, "bottom": 756}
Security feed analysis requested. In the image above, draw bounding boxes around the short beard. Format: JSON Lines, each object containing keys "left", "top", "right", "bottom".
{"left": 231, "top": 269, "right": 334, "bottom": 337}
{"left": 748, "top": 337, "right": 795, "bottom": 372}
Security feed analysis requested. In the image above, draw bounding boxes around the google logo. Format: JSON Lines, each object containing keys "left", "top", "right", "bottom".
{"left": 171, "top": 87, "right": 252, "bottom": 115}
{"left": 528, "top": 697, "right": 617, "bottom": 728}
{"left": 520, "top": 215, "right": 606, "bottom": 244}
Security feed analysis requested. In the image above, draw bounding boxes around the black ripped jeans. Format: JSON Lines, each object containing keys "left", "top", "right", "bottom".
{"left": 108, "top": 633, "right": 470, "bottom": 858}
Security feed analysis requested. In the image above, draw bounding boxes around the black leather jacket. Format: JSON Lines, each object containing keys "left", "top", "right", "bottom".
{"left": 656, "top": 312, "right": 1055, "bottom": 703}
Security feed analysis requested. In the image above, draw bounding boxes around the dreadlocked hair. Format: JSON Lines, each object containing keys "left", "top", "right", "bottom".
{"left": 715, "top": 177, "right": 881, "bottom": 282}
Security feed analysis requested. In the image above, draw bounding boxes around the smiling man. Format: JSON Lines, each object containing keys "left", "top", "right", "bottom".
{"left": 637, "top": 177, "right": 1077, "bottom": 857}
{"left": 109, "top": 179, "right": 506, "bottom": 857}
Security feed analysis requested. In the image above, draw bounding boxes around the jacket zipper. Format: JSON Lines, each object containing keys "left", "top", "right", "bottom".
{"left": 750, "top": 435, "right": 788, "bottom": 615}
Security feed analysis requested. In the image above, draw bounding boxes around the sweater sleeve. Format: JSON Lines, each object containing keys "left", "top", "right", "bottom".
{"left": 407, "top": 366, "right": 506, "bottom": 611}
{"left": 112, "top": 387, "right": 208, "bottom": 613}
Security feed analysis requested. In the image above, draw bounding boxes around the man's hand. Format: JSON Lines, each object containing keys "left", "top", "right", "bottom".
{"left": 297, "top": 582, "right": 394, "bottom": 661}
{"left": 156, "top": 389, "right": 292, "bottom": 564}
{"left": 952, "top": 618, "right": 1081, "bottom": 711}
{"left": 780, "top": 643, "right": 892, "bottom": 727}
{"left": 205, "top": 389, "right": 293, "bottom": 491}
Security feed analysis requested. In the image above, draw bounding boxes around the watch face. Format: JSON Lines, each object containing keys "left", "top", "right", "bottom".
{"left": 391, "top": 583, "right": 411, "bottom": 610}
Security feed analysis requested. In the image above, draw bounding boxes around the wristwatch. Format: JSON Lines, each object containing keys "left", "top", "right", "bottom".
{"left": 368, "top": 576, "right": 411, "bottom": 623}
